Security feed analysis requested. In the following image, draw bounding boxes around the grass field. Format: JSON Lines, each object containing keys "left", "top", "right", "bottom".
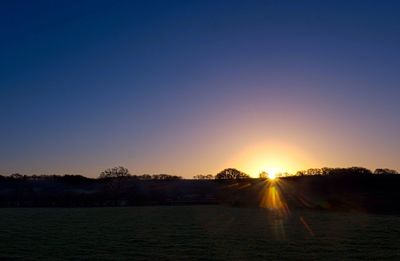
{"left": 0, "top": 206, "right": 399, "bottom": 260}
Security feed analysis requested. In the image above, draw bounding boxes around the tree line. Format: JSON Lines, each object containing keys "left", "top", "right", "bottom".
{"left": 295, "top": 167, "right": 399, "bottom": 176}
{"left": 195, "top": 167, "right": 399, "bottom": 180}
{"left": 99, "top": 166, "right": 182, "bottom": 180}
{"left": 0, "top": 166, "right": 400, "bottom": 211}
{"left": 1, "top": 166, "right": 398, "bottom": 181}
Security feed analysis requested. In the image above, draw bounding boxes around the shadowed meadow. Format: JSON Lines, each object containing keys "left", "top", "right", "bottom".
{"left": 1, "top": 206, "right": 399, "bottom": 260}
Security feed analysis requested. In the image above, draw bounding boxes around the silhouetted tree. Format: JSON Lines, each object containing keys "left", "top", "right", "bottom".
{"left": 152, "top": 174, "right": 182, "bottom": 180}
{"left": 347, "top": 167, "right": 372, "bottom": 175}
{"left": 295, "top": 167, "right": 373, "bottom": 177}
{"left": 193, "top": 174, "right": 214, "bottom": 180}
{"left": 98, "top": 167, "right": 130, "bottom": 206}
{"left": 10, "top": 173, "right": 24, "bottom": 179}
{"left": 307, "top": 168, "right": 323, "bottom": 176}
{"left": 215, "top": 168, "right": 250, "bottom": 180}
{"left": 138, "top": 174, "right": 152, "bottom": 180}
{"left": 374, "top": 168, "right": 399, "bottom": 175}
{"left": 259, "top": 171, "right": 268, "bottom": 179}
{"left": 296, "top": 170, "right": 306, "bottom": 176}
{"left": 99, "top": 166, "right": 130, "bottom": 179}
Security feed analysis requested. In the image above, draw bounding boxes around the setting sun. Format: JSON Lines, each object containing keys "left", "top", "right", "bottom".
{"left": 267, "top": 167, "right": 278, "bottom": 180}
{"left": 223, "top": 141, "right": 316, "bottom": 178}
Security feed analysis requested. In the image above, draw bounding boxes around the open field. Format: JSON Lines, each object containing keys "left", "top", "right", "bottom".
{"left": 0, "top": 206, "right": 399, "bottom": 260}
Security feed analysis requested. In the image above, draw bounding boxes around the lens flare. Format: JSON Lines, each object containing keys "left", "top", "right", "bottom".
{"left": 261, "top": 180, "right": 289, "bottom": 213}
{"left": 260, "top": 178, "right": 290, "bottom": 239}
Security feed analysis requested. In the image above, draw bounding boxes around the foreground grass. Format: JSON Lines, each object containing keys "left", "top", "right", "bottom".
{"left": 0, "top": 206, "right": 399, "bottom": 260}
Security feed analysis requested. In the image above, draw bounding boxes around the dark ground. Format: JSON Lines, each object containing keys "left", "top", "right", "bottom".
{"left": 0, "top": 206, "right": 399, "bottom": 260}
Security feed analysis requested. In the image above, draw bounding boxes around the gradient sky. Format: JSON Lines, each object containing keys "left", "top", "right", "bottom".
{"left": 1, "top": 0, "right": 400, "bottom": 177}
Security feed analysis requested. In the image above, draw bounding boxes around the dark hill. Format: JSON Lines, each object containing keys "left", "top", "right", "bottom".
{"left": 0, "top": 175, "right": 400, "bottom": 214}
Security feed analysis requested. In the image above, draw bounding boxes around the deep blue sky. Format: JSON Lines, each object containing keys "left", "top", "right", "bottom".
{"left": 1, "top": 0, "right": 400, "bottom": 177}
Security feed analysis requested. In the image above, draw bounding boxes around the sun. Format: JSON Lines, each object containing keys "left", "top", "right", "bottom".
{"left": 259, "top": 166, "right": 282, "bottom": 179}
{"left": 267, "top": 167, "right": 278, "bottom": 180}
{"left": 268, "top": 170, "right": 277, "bottom": 180}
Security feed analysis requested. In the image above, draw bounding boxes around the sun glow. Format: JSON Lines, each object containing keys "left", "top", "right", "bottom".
{"left": 267, "top": 167, "right": 278, "bottom": 180}
{"left": 222, "top": 140, "right": 316, "bottom": 178}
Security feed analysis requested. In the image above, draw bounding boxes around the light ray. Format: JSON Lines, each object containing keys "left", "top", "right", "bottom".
{"left": 260, "top": 178, "right": 290, "bottom": 240}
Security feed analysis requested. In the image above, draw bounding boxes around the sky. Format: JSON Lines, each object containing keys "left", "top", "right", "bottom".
{"left": 1, "top": 0, "right": 400, "bottom": 178}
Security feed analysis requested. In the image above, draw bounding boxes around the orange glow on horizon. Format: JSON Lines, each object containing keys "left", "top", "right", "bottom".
{"left": 222, "top": 140, "right": 317, "bottom": 177}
